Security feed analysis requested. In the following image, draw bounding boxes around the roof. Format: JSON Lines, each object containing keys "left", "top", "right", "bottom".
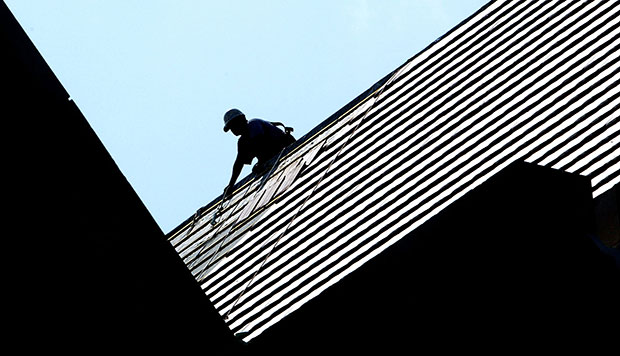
{"left": 167, "top": 0, "right": 620, "bottom": 342}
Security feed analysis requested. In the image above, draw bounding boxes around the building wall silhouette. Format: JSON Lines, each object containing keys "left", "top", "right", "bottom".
{"left": 2, "top": 3, "right": 244, "bottom": 353}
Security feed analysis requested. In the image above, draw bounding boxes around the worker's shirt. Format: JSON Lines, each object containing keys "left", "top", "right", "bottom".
{"left": 237, "top": 119, "right": 288, "bottom": 165}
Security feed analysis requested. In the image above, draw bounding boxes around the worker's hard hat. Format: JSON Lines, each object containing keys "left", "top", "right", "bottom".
{"left": 223, "top": 108, "right": 245, "bottom": 132}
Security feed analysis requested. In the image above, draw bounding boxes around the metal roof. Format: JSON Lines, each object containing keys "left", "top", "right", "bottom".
{"left": 167, "top": 0, "right": 619, "bottom": 342}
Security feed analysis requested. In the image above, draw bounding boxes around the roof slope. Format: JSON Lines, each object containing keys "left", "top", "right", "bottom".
{"left": 168, "top": 0, "right": 620, "bottom": 342}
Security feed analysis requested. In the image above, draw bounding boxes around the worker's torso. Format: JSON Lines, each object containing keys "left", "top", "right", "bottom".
{"left": 237, "top": 119, "right": 287, "bottom": 164}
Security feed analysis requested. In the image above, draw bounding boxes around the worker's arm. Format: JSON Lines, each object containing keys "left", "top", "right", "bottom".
{"left": 224, "top": 156, "right": 244, "bottom": 197}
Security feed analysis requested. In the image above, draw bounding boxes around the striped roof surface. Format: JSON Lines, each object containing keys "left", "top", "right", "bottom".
{"left": 168, "top": 0, "right": 619, "bottom": 342}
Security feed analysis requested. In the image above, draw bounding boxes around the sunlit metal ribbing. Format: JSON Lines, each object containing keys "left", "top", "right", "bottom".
{"left": 167, "top": 0, "right": 620, "bottom": 342}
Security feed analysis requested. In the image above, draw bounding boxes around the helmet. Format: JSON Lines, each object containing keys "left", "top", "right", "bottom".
{"left": 223, "top": 108, "right": 245, "bottom": 132}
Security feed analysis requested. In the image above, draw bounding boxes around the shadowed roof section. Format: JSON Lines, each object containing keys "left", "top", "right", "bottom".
{"left": 167, "top": 0, "right": 619, "bottom": 342}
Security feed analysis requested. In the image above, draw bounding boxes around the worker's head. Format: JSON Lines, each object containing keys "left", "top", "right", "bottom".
{"left": 223, "top": 108, "right": 247, "bottom": 136}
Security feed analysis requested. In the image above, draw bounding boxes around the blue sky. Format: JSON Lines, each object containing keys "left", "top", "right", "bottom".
{"left": 6, "top": 0, "right": 488, "bottom": 233}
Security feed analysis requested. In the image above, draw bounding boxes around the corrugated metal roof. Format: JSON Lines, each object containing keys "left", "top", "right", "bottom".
{"left": 168, "top": 0, "right": 619, "bottom": 342}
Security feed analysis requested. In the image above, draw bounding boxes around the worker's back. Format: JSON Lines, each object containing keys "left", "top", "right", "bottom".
{"left": 237, "top": 118, "right": 290, "bottom": 165}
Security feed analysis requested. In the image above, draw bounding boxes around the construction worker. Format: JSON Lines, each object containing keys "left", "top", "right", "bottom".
{"left": 223, "top": 108, "right": 295, "bottom": 197}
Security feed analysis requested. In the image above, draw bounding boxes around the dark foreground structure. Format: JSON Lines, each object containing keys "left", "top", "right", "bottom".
{"left": 250, "top": 161, "right": 619, "bottom": 353}
{"left": 4, "top": 1, "right": 618, "bottom": 354}
{"left": 2, "top": 3, "right": 242, "bottom": 353}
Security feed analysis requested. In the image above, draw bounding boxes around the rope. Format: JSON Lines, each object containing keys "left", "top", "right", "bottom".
{"left": 193, "top": 185, "right": 252, "bottom": 280}
{"left": 223, "top": 65, "right": 407, "bottom": 321}
{"left": 185, "top": 198, "right": 228, "bottom": 271}
{"left": 194, "top": 144, "right": 290, "bottom": 282}
{"left": 179, "top": 198, "right": 219, "bottom": 262}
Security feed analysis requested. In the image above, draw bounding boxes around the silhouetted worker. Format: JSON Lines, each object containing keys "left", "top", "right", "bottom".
{"left": 223, "top": 108, "right": 295, "bottom": 197}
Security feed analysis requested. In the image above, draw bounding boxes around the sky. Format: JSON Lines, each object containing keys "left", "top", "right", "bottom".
{"left": 6, "top": 0, "right": 489, "bottom": 234}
